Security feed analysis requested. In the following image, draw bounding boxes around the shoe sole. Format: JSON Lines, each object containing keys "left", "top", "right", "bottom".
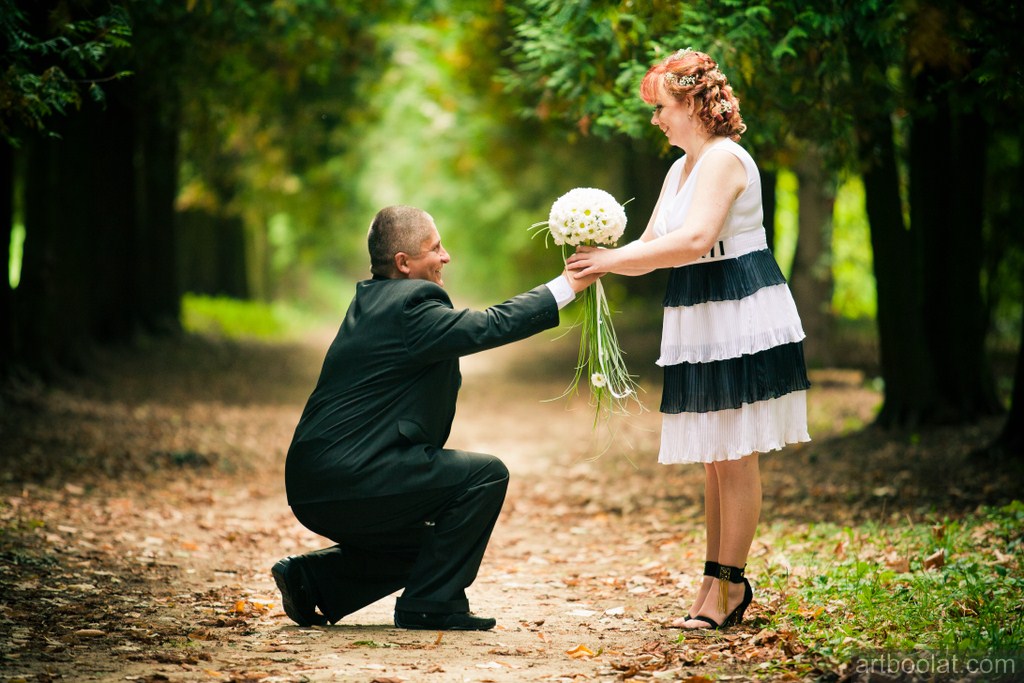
{"left": 272, "top": 559, "right": 326, "bottom": 627}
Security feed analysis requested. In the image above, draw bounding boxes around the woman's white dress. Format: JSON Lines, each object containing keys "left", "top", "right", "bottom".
{"left": 653, "top": 139, "right": 811, "bottom": 463}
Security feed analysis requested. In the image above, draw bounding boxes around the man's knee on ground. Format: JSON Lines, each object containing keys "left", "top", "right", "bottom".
{"left": 463, "top": 452, "right": 509, "bottom": 488}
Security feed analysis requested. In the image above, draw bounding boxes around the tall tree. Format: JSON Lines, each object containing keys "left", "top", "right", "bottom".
{"left": 905, "top": 1, "right": 1004, "bottom": 422}
{"left": 839, "top": 0, "right": 938, "bottom": 425}
{"left": 1, "top": 0, "right": 133, "bottom": 375}
{"left": 789, "top": 144, "right": 836, "bottom": 367}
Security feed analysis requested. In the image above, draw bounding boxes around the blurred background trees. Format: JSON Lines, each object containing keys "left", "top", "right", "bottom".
{"left": 2, "top": 0, "right": 1022, "bottom": 451}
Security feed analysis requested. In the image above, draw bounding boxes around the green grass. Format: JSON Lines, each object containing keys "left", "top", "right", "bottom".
{"left": 757, "top": 501, "right": 1024, "bottom": 677}
{"left": 180, "top": 293, "right": 332, "bottom": 341}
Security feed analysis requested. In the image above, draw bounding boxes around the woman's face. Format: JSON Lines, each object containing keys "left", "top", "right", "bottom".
{"left": 650, "top": 81, "right": 691, "bottom": 149}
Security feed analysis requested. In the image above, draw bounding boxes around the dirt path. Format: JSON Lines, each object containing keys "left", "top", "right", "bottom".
{"left": 0, "top": 328, "right": 999, "bottom": 682}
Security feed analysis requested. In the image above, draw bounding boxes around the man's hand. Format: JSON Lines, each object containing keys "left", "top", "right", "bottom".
{"left": 562, "top": 268, "right": 600, "bottom": 294}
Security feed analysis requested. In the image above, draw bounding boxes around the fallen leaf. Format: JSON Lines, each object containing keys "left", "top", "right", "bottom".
{"left": 797, "top": 606, "right": 823, "bottom": 619}
{"left": 884, "top": 555, "right": 911, "bottom": 573}
{"left": 73, "top": 629, "right": 105, "bottom": 637}
{"left": 476, "top": 661, "right": 505, "bottom": 669}
{"left": 565, "top": 643, "right": 597, "bottom": 659}
{"left": 923, "top": 548, "right": 945, "bottom": 570}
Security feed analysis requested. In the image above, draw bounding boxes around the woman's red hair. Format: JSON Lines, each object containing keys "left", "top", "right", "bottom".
{"left": 640, "top": 49, "right": 747, "bottom": 141}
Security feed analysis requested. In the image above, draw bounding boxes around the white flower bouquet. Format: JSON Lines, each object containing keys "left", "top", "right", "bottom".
{"left": 531, "top": 187, "right": 643, "bottom": 423}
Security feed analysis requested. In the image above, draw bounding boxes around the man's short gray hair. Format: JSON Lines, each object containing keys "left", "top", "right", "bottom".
{"left": 367, "top": 206, "right": 433, "bottom": 278}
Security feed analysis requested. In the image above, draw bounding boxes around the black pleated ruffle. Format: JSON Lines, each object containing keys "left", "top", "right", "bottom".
{"left": 660, "top": 341, "right": 811, "bottom": 414}
{"left": 663, "top": 249, "right": 787, "bottom": 307}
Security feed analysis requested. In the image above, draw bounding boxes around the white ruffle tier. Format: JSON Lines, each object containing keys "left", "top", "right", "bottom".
{"left": 658, "top": 390, "right": 811, "bottom": 463}
{"left": 658, "top": 284, "right": 806, "bottom": 365}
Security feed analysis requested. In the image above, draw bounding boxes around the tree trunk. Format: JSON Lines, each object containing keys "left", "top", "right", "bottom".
{"left": 177, "top": 209, "right": 249, "bottom": 298}
{"left": 913, "top": 69, "right": 1002, "bottom": 423}
{"left": 15, "top": 83, "right": 155, "bottom": 374}
{"left": 87, "top": 81, "right": 137, "bottom": 344}
{"left": 788, "top": 146, "right": 835, "bottom": 368}
{"left": 133, "top": 84, "right": 182, "bottom": 333}
{"left": 761, "top": 168, "right": 777, "bottom": 253}
{"left": 1, "top": 142, "right": 12, "bottom": 376}
{"left": 856, "top": 111, "right": 937, "bottom": 427}
{"left": 620, "top": 140, "right": 672, "bottom": 302}
{"left": 18, "top": 128, "right": 90, "bottom": 374}
{"left": 983, "top": 300, "right": 1024, "bottom": 460}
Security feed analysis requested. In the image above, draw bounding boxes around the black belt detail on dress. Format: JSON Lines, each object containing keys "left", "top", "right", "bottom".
{"left": 663, "top": 249, "right": 786, "bottom": 307}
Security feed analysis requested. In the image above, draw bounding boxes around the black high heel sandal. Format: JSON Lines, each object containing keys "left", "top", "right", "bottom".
{"left": 685, "top": 560, "right": 721, "bottom": 620}
{"left": 688, "top": 563, "right": 752, "bottom": 630}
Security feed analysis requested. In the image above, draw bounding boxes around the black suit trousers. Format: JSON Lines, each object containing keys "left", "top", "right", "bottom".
{"left": 290, "top": 451, "right": 509, "bottom": 622}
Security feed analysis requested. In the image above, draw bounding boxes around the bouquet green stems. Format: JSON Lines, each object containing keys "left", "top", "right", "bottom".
{"left": 571, "top": 273, "right": 644, "bottom": 425}
{"left": 530, "top": 187, "right": 644, "bottom": 425}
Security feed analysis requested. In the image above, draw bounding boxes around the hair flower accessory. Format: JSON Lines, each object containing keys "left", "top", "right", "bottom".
{"left": 718, "top": 100, "right": 733, "bottom": 115}
{"left": 665, "top": 73, "right": 697, "bottom": 87}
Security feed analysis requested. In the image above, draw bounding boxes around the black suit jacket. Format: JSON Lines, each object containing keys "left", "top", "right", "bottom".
{"left": 285, "top": 277, "right": 560, "bottom": 505}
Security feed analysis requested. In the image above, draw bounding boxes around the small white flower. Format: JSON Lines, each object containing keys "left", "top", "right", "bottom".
{"left": 591, "top": 373, "right": 607, "bottom": 388}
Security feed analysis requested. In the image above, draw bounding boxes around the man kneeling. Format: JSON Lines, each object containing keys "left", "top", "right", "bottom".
{"left": 273, "top": 205, "right": 595, "bottom": 630}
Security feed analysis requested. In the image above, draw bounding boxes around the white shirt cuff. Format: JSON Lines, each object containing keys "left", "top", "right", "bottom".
{"left": 545, "top": 274, "right": 576, "bottom": 310}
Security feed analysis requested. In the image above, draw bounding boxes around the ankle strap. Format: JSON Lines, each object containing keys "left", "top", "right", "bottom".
{"left": 717, "top": 564, "right": 746, "bottom": 584}
{"left": 702, "top": 561, "right": 720, "bottom": 577}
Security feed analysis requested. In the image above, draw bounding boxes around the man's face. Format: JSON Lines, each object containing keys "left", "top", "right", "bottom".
{"left": 402, "top": 218, "right": 450, "bottom": 287}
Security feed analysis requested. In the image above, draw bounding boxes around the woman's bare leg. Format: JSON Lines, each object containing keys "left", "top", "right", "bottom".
{"left": 671, "top": 463, "right": 720, "bottom": 626}
{"left": 685, "top": 453, "right": 761, "bottom": 628}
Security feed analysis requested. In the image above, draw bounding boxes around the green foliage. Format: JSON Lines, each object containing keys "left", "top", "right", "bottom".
{"left": 774, "top": 169, "right": 798, "bottom": 278}
{"left": 172, "top": 0, "right": 393, "bottom": 297}
{"left": 0, "top": 1, "right": 133, "bottom": 144}
{"left": 761, "top": 503, "right": 1024, "bottom": 669}
{"left": 774, "top": 169, "right": 880, "bottom": 321}
{"left": 343, "top": 16, "right": 625, "bottom": 299}
{"left": 500, "top": 0, "right": 900, "bottom": 167}
{"left": 833, "top": 176, "right": 876, "bottom": 319}
{"left": 7, "top": 220, "right": 24, "bottom": 288}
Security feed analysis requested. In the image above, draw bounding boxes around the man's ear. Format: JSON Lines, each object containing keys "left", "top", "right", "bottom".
{"left": 394, "top": 252, "right": 411, "bottom": 276}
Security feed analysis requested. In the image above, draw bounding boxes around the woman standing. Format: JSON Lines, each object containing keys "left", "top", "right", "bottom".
{"left": 567, "top": 49, "right": 810, "bottom": 630}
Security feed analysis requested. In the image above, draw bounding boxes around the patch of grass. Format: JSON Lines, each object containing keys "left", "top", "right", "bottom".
{"left": 181, "top": 294, "right": 329, "bottom": 341}
{"left": 351, "top": 640, "right": 399, "bottom": 648}
{"left": 761, "top": 501, "right": 1024, "bottom": 675}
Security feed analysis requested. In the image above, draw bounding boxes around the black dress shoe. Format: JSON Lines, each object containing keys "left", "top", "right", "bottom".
{"left": 272, "top": 556, "right": 328, "bottom": 627}
{"left": 394, "top": 609, "right": 496, "bottom": 631}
